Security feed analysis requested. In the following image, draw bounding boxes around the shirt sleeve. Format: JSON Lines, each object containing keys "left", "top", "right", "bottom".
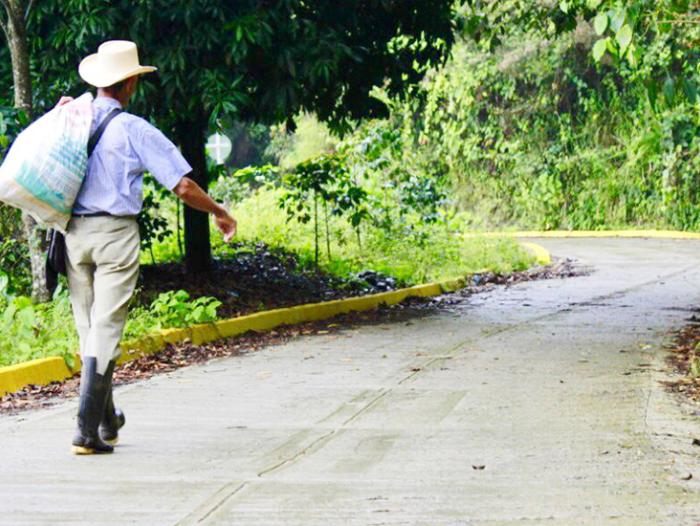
{"left": 133, "top": 119, "right": 192, "bottom": 191}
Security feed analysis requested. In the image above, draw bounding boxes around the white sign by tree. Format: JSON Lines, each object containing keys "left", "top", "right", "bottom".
{"left": 205, "top": 133, "right": 232, "bottom": 165}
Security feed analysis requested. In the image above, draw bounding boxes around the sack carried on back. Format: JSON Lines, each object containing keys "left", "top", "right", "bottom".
{"left": 0, "top": 93, "right": 93, "bottom": 233}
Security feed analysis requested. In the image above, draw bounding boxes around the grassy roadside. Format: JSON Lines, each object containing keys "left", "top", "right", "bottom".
{"left": 150, "top": 187, "right": 536, "bottom": 284}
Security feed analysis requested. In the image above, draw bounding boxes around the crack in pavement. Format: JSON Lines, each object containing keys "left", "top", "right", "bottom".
{"left": 175, "top": 482, "right": 249, "bottom": 525}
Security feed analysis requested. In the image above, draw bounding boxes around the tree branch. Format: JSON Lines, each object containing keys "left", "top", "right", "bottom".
{"left": 24, "top": 0, "right": 33, "bottom": 21}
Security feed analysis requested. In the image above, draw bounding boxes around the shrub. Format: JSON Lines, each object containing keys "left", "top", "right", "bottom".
{"left": 0, "top": 284, "right": 223, "bottom": 368}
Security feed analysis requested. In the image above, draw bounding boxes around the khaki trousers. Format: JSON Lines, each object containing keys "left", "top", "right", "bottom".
{"left": 65, "top": 216, "right": 140, "bottom": 375}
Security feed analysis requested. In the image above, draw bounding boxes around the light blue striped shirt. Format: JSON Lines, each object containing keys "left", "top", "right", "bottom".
{"left": 73, "top": 96, "right": 191, "bottom": 215}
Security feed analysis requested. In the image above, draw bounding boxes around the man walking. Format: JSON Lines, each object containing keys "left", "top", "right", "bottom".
{"left": 65, "top": 40, "right": 237, "bottom": 455}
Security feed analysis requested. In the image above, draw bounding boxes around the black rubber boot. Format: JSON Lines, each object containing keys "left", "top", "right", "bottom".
{"left": 99, "top": 387, "right": 125, "bottom": 445}
{"left": 72, "top": 358, "right": 115, "bottom": 455}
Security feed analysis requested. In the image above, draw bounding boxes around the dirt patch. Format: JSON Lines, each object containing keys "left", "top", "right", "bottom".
{"left": 664, "top": 322, "right": 700, "bottom": 404}
{"left": 1, "top": 258, "right": 581, "bottom": 415}
{"left": 138, "top": 243, "right": 399, "bottom": 318}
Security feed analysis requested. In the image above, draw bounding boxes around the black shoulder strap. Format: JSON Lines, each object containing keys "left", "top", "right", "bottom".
{"left": 87, "top": 108, "right": 123, "bottom": 157}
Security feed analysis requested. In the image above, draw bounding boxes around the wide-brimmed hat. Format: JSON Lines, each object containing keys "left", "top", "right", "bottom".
{"left": 79, "top": 40, "right": 156, "bottom": 88}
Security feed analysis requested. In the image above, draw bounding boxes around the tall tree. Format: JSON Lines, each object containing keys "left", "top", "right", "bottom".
{"left": 0, "top": 0, "right": 50, "bottom": 302}
{"left": 30, "top": 0, "right": 455, "bottom": 273}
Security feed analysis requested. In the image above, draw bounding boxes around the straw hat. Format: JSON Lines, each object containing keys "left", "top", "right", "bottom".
{"left": 79, "top": 40, "right": 156, "bottom": 88}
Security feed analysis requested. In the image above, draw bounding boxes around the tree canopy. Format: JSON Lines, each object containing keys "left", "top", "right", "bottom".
{"left": 458, "top": 0, "right": 700, "bottom": 108}
{"left": 11, "top": 0, "right": 453, "bottom": 271}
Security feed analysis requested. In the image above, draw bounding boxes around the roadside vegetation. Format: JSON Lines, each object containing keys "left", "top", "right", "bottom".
{"left": 0, "top": 124, "right": 534, "bottom": 367}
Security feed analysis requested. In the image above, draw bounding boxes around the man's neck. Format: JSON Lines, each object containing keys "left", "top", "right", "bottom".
{"left": 96, "top": 90, "right": 126, "bottom": 107}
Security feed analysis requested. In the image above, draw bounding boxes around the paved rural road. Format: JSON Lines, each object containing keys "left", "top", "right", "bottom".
{"left": 2, "top": 238, "right": 700, "bottom": 525}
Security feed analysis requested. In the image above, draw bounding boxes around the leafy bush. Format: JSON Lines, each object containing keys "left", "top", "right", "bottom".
{"left": 147, "top": 290, "right": 222, "bottom": 330}
{"left": 0, "top": 284, "right": 78, "bottom": 367}
{"left": 0, "top": 282, "right": 223, "bottom": 368}
{"left": 279, "top": 154, "right": 370, "bottom": 267}
{"left": 266, "top": 114, "right": 337, "bottom": 169}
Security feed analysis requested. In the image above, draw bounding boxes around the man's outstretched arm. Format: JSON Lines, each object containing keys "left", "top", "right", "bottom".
{"left": 174, "top": 176, "right": 237, "bottom": 242}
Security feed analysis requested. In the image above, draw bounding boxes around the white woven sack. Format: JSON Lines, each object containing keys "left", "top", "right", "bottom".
{"left": 0, "top": 92, "right": 93, "bottom": 233}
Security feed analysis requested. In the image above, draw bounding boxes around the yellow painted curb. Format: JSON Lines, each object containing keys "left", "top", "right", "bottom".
{"left": 0, "top": 241, "right": 551, "bottom": 397}
{"left": 468, "top": 229, "right": 700, "bottom": 240}
{"left": 520, "top": 242, "right": 552, "bottom": 266}
{"left": 0, "top": 357, "right": 74, "bottom": 397}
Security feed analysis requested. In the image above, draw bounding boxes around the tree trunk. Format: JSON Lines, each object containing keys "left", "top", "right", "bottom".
{"left": 313, "top": 192, "right": 319, "bottom": 269}
{"left": 324, "top": 199, "right": 331, "bottom": 262}
{"left": 175, "top": 121, "right": 212, "bottom": 274}
{"left": 5, "top": 1, "right": 50, "bottom": 302}
{"left": 6, "top": 4, "right": 30, "bottom": 114}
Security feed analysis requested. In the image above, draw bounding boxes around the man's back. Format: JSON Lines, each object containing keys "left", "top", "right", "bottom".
{"left": 73, "top": 96, "right": 189, "bottom": 216}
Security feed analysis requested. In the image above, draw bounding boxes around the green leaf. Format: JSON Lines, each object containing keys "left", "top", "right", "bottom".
{"left": 587, "top": 0, "right": 603, "bottom": 8}
{"left": 593, "top": 13, "right": 608, "bottom": 35}
{"left": 592, "top": 38, "right": 608, "bottom": 62}
{"left": 682, "top": 78, "right": 698, "bottom": 104}
{"left": 625, "top": 43, "right": 639, "bottom": 68}
{"left": 609, "top": 9, "right": 625, "bottom": 32}
{"left": 606, "top": 37, "right": 618, "bottom": 55}
{"left": 663, "top": 76, "right": 675, "bottom": 106}
{"left": 615, "top": 25, "right": 633, "bottom": 53}
{"left": 16, "top": 110, "right": 29, "bottom": 127}
{"left": 560, "top": 1, "right": 569, "bottom": 13}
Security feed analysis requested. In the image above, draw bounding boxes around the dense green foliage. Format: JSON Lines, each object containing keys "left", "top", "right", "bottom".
{"left": 365, "top": 2, "right": 700, "bottom": 230}
{"left": 0, "top": 108, "right": 31, "bottom": 294}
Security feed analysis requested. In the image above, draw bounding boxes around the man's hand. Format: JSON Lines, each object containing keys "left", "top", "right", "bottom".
{"left": 56, "top": 96, "right": 74, "bottom": 108}
{"left": 173, "top": 177, "right": 237, "bottom": 242}
{"left": 214, "top": 210, "right": 237, "bottom": 243}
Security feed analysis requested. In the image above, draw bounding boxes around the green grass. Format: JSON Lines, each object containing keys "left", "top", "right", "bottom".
{"left": 144, "top": 187, "right": 535, "bottom": 284}
{"left": 211, "top": 187, "right": 535, "bottom": 285}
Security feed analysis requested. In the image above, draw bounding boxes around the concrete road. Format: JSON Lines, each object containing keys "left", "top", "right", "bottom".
{"left": 1, "top": 238, "right": 700, "bottom": 525}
